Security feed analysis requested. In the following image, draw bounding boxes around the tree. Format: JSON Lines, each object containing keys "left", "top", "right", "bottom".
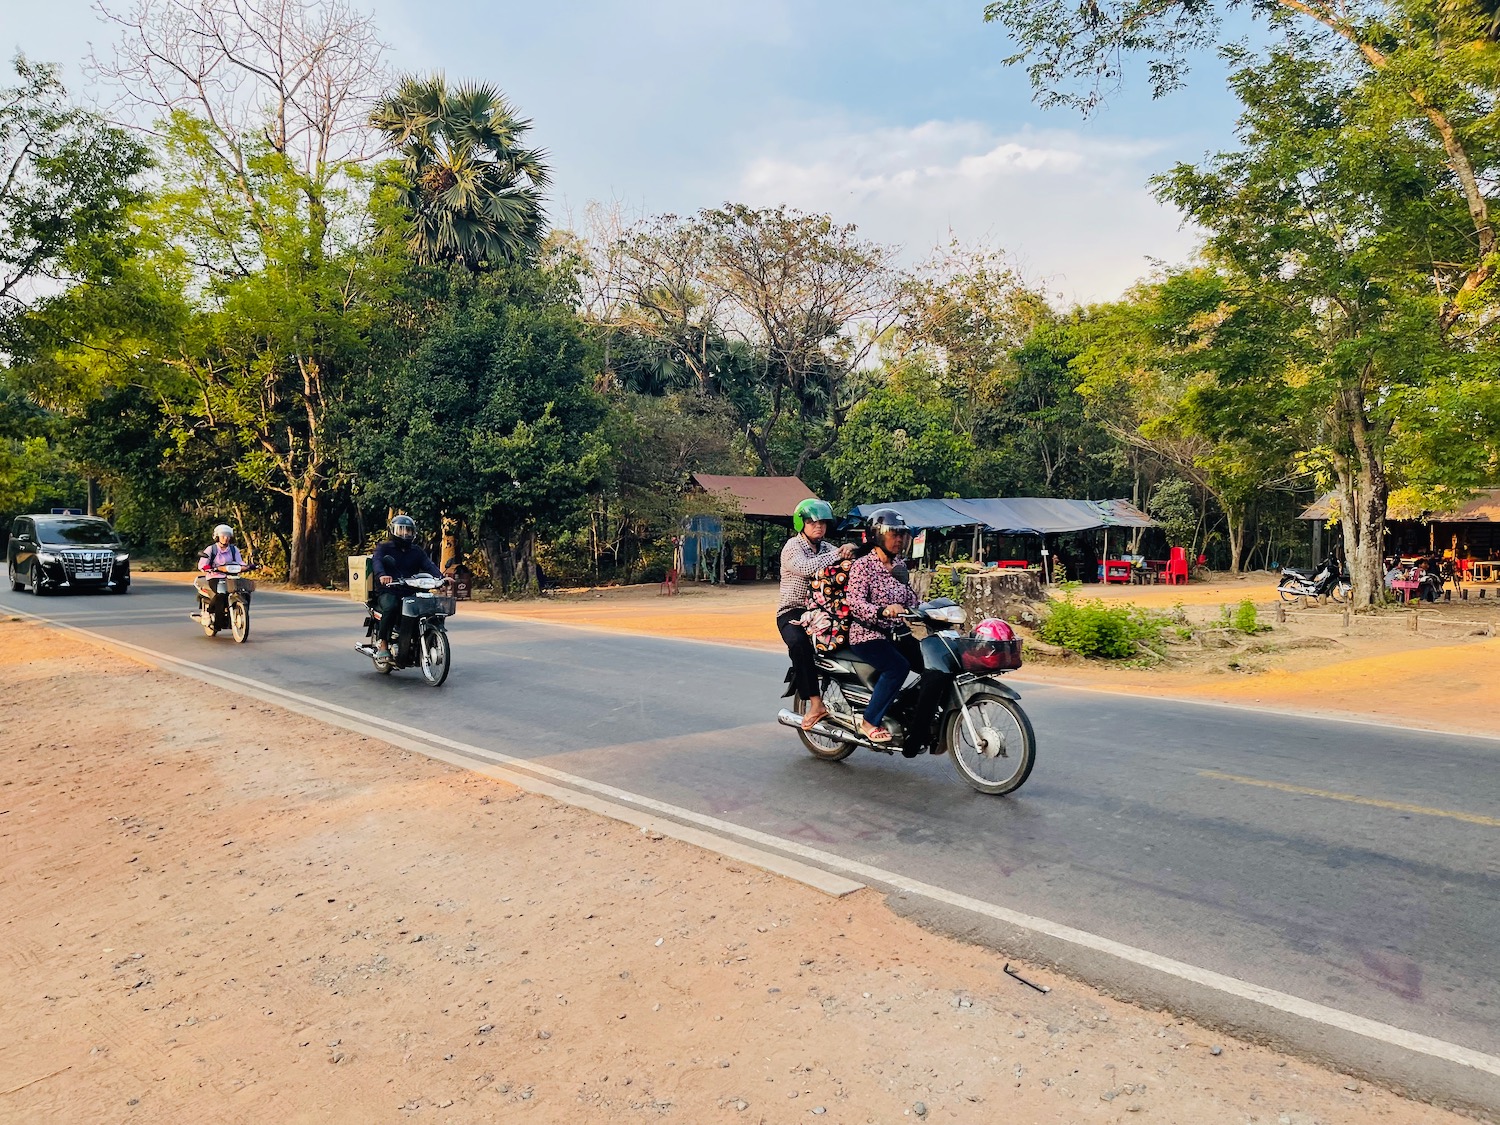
{"left": 1070, "top": 267, "right": 1300, "bottom": 572}
{"left": 1151, "top": 45, "right": 1465, "bottom": 600}
{"left": 982, "top": 0, "right": 1499, "bottom": 331}
{"left": 826, "top": 373, "right": 976, "bottom": 508}
{"left": 0, "top": 56, "right": 149, "bottom": 332}
{"left": 370, "top": 74, "right": 550, "bottom": 270}
{"left": 593, "top": 206, "right": 901, "bottom": 478}
{"left": 347, "top": 266, "right": 607, "bottom": 592}
{"left": 95, "top": 0, "right": 390, "bottom": 583}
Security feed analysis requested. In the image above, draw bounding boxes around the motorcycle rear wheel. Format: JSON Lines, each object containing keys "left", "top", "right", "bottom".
{"left": 1277, "top": 585, "right": 1301, "bottom": 603}
{"left": 944, "top": 692, "right": 1036, "bottom": 795}
{"left": 419, "top": 622, "right": 450, "bottom": 686}
{"left": 230, "top": 601, "right": 250, "bottom": 643}
{"left": 795, "top": 694, "right": 857, "bottom": 761}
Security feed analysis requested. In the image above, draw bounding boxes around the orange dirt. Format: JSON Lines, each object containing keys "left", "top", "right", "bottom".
{"left": 0, "top": 618, "right": 1473, "bottom": 1124}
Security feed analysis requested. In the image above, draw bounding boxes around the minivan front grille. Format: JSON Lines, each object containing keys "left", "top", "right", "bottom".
{"left": 60, "top": 550, "right": 115, "bottom": 579}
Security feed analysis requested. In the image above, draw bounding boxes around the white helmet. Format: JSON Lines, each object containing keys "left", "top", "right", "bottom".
{"left": 213, "top": 524, "right": 235, "bottom": 541}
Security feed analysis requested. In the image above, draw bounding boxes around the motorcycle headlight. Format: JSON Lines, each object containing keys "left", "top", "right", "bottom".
{"left": 926, "top": 604, "right": 968, "bottom": 625}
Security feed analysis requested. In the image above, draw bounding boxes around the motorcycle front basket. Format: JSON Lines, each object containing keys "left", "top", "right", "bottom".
{"left": 430, "top": 594, "right": 456, "bottom": 616}
{"left": 224, "top": 577, "right": 255, "bottom": 595}
{"left": 402, "top": 594, "right": 439, "bottom": 617}
{"left": 956, "top": 636, "right": 1024, "bottom": 672}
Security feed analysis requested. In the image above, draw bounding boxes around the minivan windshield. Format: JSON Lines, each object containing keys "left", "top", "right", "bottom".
{"left": 36, "top": 519, "right": 120, "bottom": 546}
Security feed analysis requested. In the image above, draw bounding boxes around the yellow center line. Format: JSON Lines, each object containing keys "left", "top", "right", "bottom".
{"left": 1197, "top": 770, "right": 1500, "bottom": 828}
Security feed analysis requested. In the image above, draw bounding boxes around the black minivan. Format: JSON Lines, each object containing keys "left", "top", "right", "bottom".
{"left": 7, "top": 514, "right": 131, "bottom": 595}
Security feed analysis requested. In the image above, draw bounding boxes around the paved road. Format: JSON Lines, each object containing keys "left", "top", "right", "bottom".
{"left": 9, "top": 577, "right": 1500, "bottom": 1062}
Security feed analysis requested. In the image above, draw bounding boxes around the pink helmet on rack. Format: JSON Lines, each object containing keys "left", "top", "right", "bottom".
{"left": 973, "top": 618, "right": 1015, "bottom": 642}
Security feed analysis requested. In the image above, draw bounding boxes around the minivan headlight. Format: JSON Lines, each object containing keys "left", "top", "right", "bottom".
{"left": 35, "top": 551, "right": 58, "bottom": 564}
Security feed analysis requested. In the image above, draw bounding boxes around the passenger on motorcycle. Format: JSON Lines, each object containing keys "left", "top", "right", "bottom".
{"left": 843, "top": 509, "right": 920, "bottom": 744}
{"left": 779, "top": 498, "right": 856, "bottom": 730}
{"left": 372, "top": 516, "right": 442, "bottom": 666}
{"left": 197, "top": 524, "right": 245, "bottom": 618}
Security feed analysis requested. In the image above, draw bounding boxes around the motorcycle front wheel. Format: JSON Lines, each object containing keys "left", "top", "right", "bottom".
{"left": 419, "top": 622, "right": 450, "bottom": 686}
{"left": 1330, "top": 582, "right": 1349, "bottom": 603}
{"left": 201, "top": 602, "right": 217, "bottom": 637}
{"left": 230, "top": 600, "right": 250, "bottom": 643}
{"left": 795, "top": 693, "right": 856, "bottom": 761}
{"left": 944, "top": 692, "right": 1036, "bottom": 795}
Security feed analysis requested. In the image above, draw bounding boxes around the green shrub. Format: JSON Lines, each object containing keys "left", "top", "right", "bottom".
{"left": 928, "top": 566, "right": 963, "bottom": 602}
{"left": 1040, "top": 594, "right": 1167, "bottom": 659}
{"left": 1232, "top": 599, "right": 1262, "bottom": 634}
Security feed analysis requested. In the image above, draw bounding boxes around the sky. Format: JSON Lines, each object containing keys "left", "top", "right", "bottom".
{"left": 1, "top": 0, "right": 1253, "bottom": 302}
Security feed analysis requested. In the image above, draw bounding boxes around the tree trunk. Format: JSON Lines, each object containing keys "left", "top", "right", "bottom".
{"left": 1226, "top": 508, "right": 1245, "bottom": 574}
{"left": 441, "top": 514, "right": 461, "bottom": 572}
{"left": 288, "top": 486, "right": 322, "bottom": 586}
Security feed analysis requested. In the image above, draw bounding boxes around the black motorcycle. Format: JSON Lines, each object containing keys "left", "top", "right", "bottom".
{"left": 191, "top": 562, "right": 256, "bottom": 643}
{"left": 776, "top": 598, "right": 1037, "bottom": 796}
{"left": 1277, "top": 551, "right": 1350, "bottom": 603}
{"left": 355, "top": 574, "right": 454, "bottom": 686}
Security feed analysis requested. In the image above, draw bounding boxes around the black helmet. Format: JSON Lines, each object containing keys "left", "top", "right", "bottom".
{"left": 389, "top": 514, "right": 417, "bottom": 541}
{"left": 866, "top": 508, "right": 910, "bottom": 552}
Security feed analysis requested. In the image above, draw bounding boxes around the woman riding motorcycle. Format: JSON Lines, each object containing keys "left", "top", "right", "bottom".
{"left": 196, "top": 524, "right": 245, "bottom": 619}
{"left": 778, "top": 498, "right": 855, "bottom": 730}
{"left": 842, "top": 509, "right": 920, "bottom": 744}
{"left": 372, "top": 515, "right": 442, "bottom": 667}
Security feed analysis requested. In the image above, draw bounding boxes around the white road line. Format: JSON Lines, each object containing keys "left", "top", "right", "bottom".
{"left": 14, "top": 601, "right": 1500, "bottom": 1087}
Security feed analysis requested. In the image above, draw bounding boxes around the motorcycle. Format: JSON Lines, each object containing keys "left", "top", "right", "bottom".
{"left": 776, "top": 598, "right": 1037, "bottom": 796}
{"left": 1277, "top": 551, "right": 1350, "bottom": 603}
{"left": 355, "top": 574, "right": 454, "bottom": 686}
{"left": 191, "top": 562, "right": 256, "bottom": 643}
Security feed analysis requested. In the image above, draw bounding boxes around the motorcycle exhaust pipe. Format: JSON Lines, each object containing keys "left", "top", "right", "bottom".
{"left": 776, "top": 708, "right": 863, "bottom": 745}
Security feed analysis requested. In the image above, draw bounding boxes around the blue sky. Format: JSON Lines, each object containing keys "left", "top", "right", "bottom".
{"left": 2, "top": 0, "right": 1252, "bottom": 300}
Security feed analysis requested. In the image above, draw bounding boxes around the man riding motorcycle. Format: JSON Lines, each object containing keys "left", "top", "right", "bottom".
{"left": 196, "top": 524, "right": 245, "bottom": 620}
{"left": 779, "top": 498, "right": 856, "bottom": 730}
{"left": 372, "top": 515, "right": 442, "bottom": 668}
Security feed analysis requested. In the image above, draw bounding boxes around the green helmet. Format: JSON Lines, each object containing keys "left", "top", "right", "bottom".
{"left": 793, "top": 498, "right": 835, "bottom": 534}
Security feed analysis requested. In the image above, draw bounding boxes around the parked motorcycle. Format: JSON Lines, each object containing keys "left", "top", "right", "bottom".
{"left": 1277, "top": 552, "right": 1350, "bottom": 603}
{"left": 355, "top": 574, "right": 454, "bottom": 685}
{"left": 776, "top": 598, "right": 1037, "bottom": 795}
{"left": 192, "top": 563, "right": 256, "bottom": 642}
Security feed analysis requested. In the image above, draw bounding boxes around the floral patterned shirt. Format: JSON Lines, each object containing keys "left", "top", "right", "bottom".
{"left": 844, "top": 551, "right": 918, "bottom": 645}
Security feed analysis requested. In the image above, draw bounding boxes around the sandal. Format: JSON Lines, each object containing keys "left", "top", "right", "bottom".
{"left": 800, "top": 706, "right": 830, "bottom": 731}
{"left": 859, "top": 722, "right": 892, "bottom": 744}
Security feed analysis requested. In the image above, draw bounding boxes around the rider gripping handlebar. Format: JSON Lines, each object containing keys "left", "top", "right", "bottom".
{"left": 372, "top": 516, "right": 442, "bottom": 651}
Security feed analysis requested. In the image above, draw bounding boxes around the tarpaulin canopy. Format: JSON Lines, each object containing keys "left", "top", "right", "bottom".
{"left": 850, "top": 497, "right": 1154, "bottom": 534}
{"left": 847, "top": 499, "right": 981, "bottom": 529}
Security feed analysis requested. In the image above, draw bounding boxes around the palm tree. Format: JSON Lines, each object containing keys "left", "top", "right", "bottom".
{"left": 371, "top": 74, "right": 550, "bottom": 270}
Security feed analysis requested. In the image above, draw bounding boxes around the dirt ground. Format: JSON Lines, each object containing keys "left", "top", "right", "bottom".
{"left": 0, "top": 619, "right": 1484, "bottom": 1124}
{"left": 474, "top": 574, "right": 1500, "bottom": 738}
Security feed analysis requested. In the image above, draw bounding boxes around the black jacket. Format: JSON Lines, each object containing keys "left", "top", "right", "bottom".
{"left": 372, "top": 538, "right": 440, "bottom": 587}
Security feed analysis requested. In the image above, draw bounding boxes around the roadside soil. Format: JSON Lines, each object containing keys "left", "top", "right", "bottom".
{"left": 0, "top": 618, "right": 1477, "bottom": 1125}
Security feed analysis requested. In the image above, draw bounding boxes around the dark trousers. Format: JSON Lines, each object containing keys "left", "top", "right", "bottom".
{"left": 778, "top": 609, "right": 821, "bottom": 700}
{"left": 377, "top": 590, "right": 406, "bottom": 643}
{"left": 844, "top": 640, "right": 910, "bottom": 726}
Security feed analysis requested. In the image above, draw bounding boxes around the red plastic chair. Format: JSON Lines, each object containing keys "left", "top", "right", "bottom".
{"left": 1165, "top": 547, "right": 1189, "bottom": 585}
{"left": 659, "top": 568, "right": 679, "bottom": 596}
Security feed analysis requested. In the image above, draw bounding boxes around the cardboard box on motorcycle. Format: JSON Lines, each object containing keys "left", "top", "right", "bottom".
{"left": 348, "top": 555, "right": 374, "bottom": 603}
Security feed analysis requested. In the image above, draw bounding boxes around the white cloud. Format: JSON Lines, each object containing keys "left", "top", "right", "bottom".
{"left": 730, "top": 120, "right": 1201, "bottom": 304}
